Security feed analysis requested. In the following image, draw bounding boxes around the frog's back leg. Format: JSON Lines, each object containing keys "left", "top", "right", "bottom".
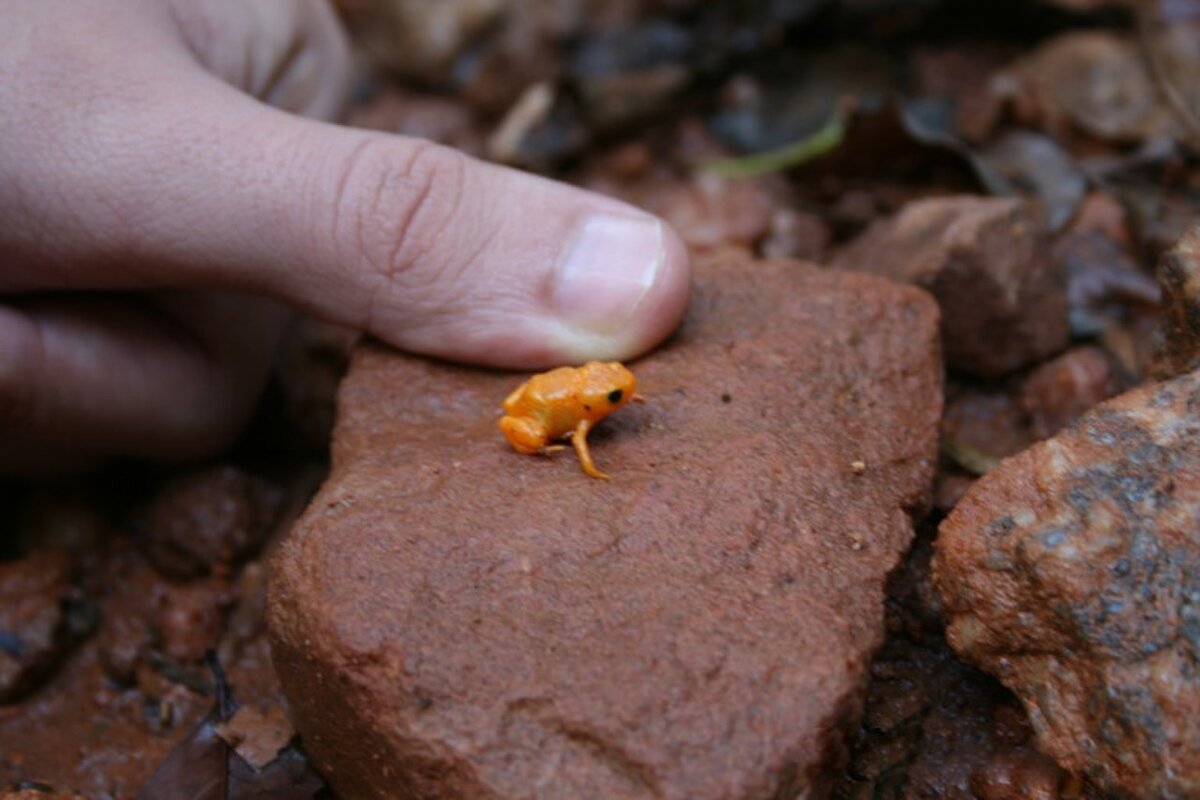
{"left": 499, "top": 415, "right": 548, "bottom": 455}
{"left": 502, "top": 384, "right": 526, "bottom": 414}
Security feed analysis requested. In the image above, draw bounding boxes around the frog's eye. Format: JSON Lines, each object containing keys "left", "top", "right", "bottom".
{"left": 607, "top": 389, "right": 623, "bottom": 404}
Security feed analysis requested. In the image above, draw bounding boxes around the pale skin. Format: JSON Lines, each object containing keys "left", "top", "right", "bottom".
{"left": 0, "top": 0, "right": 691, "bottom": 476}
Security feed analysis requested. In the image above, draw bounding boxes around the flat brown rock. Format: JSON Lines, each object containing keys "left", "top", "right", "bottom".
{"left": 832, "top": 195, "right": 1068, "bottom": 378}
{"left": 935, "top": 373, "right": 1200, "bottom": 798}
{"left": 268, "top": 254, "right": 942, "bottom": 799}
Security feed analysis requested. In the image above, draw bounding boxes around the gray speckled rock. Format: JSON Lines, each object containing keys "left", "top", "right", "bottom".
{"left": 936, "top": 373, "right": 1200, "bottom": 799}
{"left": 936, "top": 227, "right": 1200, "bottom": 799}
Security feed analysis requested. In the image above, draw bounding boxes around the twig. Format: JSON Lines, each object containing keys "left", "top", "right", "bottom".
{"left": 487, "top": 82, "right": 555, "bottom": 164}
{"left": 206, "top": 649, "right": 232, "bottom": 720}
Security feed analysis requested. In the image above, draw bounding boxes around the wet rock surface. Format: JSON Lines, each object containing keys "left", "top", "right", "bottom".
{"left": 832, "top": 195, "right": 1068, "bottom": 378}
{"left": 269, "top": 253, "right": 943, "bottom": 799}
{"left": 935, "top": 372, "right": 1200, "bottom": 798}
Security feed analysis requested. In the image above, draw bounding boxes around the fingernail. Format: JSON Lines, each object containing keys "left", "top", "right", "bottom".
{"left": 554, "top": 214, "right": 663, "bottom": 334}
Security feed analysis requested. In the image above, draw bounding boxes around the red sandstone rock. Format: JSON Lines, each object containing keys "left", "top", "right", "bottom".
{"left": 935, "top": 372, "right": 1200, "bottom": 798}
{"left": 832, "top": 196, "right": 1068, "bottom": 378}
{"left": 969, "top": 747, "right": 1067, "bottom": 800}
{"left": 96, "top": 591, "right": 150, "bottom": 685}
{"left": 646, "top": 174, "right": 775, "bottom": 251}
{"left": 942, "top": 382, "right": 1036, "bottom": 473}
{"left": 0, "top": 540, "right": 294, "bottom": 795}
{"left": 153, "top": 580, "right": 230, "bottom": 665}
{"left": 1018, "top": 345, "right": 1122, "bottom": 440}
{"left": 135, "top": 466, "right": 282, "bottom": 579}
{"left": 0, "top": 552, "right": 76, "bottom": 704}
{"left": 1067, "top": 192, "right": 1133, "bottom": 251}
{"left": 761, "top": 209, "right": 831, "bottom": 262}
{"left": 269, "top": 254, "right": 942, "bottom": 799}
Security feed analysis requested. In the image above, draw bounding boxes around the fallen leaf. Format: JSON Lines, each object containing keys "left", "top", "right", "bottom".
{"left": 216, "top": 705, "right": 296, "bottom": 771}
{"left": 941, "top": 439, "right": 1003, "bottom": 477}
{"left": 709, "top": 44, "right": 901, "bottom": 155}
{"left": 137, "top": 705, "right": 229, "bottom": 800}
{"left": 138, "top": 653, "right": 325, "bottom": 800}
{"left": 1055, "top": 231, "right": 1161, "bottom": 337}
{"left": 975, "top": 130, "right": 1088, "bottom": 231}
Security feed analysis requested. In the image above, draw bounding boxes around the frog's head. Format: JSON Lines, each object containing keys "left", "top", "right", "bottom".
{"left": 579, "top": 361, "right": 638, "bottom": 419}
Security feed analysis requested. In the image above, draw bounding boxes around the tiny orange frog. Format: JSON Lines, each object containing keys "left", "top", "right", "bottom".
{"left": 498, "top": 361, "right": 642, "bottom": 480}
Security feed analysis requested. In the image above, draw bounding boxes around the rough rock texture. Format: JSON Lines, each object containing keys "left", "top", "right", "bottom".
{"left": 942, "top": 382, "right": 1036, "bottom": 475}
{"left": 0, "top": 551, "right": 79, "bottom": 704}
{"left": 935, "top": 372, "right": 1200, "bottom": 798}
{"left": 832, "top": 195, "right": 1068, "bottom": 378}
{"left": 1018, "top": 345, "right": 1123, "bottom": 440}
{"left": 269, "top": 254, "right": 943, "bottom": 799}
{"left": 152, "top": 579, "right": 231, "bottom": 664}
{"left": 834, "top": 529, "right": 1074, "bottom": 800}
{"left": 1, "top": 538, "right": 296, "bottom": 796}
{"left": 134, "top": 466, "right": 282, "bottom": 579}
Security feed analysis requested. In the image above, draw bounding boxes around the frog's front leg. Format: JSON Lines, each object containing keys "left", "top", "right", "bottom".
{"left": 569, "top": 419, "right": 610, "bottom": 480}
{"left": 499, "top": 415, "right": 548, "bottom": 455}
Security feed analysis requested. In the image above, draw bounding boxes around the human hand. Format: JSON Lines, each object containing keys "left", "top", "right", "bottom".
{"left": 0, "top": 0, "right": 690, "bottom": 474}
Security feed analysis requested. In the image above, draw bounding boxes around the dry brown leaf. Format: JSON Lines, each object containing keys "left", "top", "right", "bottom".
{"left": 215, "top": 704, "right": 296, "bottom": 771}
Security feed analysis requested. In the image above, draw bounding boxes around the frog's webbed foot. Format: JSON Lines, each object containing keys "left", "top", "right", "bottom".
{"left": 539, "top": 444, "right": 568, "bottom": 454}
{"left": 569, "top": 419, "right": 611, "bottom": 480}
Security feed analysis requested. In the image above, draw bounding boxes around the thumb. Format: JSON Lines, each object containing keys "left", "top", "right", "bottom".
{"left": 273, "top": 119, "right": 693, "bottom": 366}
{"left": 10, "top": 68, "right": 690, "bottom": 368}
